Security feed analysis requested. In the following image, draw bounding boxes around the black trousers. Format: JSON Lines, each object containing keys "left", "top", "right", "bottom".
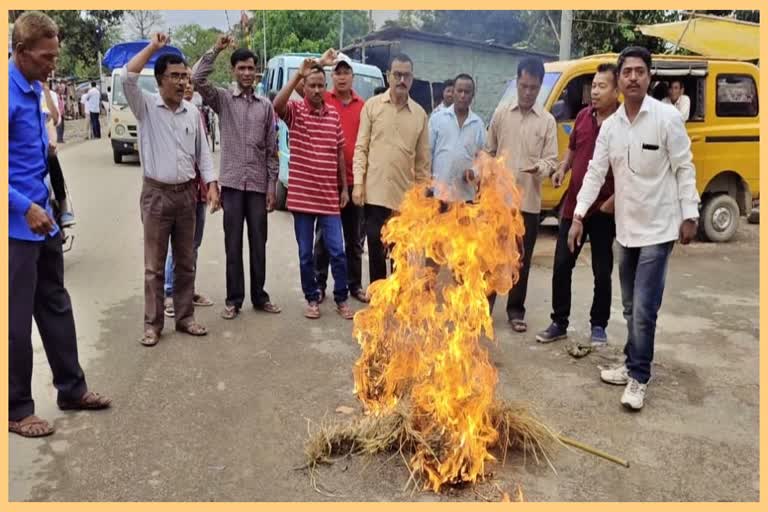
{"left": 221, "top": 187, "right": 270, "bottom": 309}
{"left": 89, "top": 112, "right": 101, "bottom": 139}
{"left": 48, "top": 153, "right": 67, "bottom": 201}
{"left": 315, "top": 187, "right": 364, "bottom": 293}
{"left": 551, "top": 213, "right": 615, "bottom": 329}
{"left": 489, "top": 211, "right": 539, "bottom": 321}
{"left": 9, "top": 233, "right": 87, "bottom": 421}
{"left": 364, "top": 204, "right": 393, "bottom": 283}
{"left": 56, "top": 117, "right": 65, "bottom": 143}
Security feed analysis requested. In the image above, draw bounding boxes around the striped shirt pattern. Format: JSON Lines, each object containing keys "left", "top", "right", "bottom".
{"left": 283, "top": 99, "right": 345, "bottom": 215}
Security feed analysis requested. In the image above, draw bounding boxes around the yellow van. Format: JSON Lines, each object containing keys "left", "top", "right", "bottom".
{"left": 496, "top": 54, "right": 759, "bottom": 242}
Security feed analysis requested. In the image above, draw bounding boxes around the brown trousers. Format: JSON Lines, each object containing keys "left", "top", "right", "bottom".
{"left": 140, "top": 177, "right": 198, "bottom": 333}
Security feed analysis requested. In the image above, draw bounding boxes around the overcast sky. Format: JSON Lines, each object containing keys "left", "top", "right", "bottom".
{"left": 160, "top": 10, "right": 398, "bottom": 31}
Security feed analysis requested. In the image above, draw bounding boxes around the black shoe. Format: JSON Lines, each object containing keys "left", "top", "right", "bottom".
{"left": 535, "top": 322, "right": 568, "bottom": 343}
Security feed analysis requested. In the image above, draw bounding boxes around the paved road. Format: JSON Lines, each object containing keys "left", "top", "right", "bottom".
{"left": 10, "top": 138, "right": 759, "bottom": 501}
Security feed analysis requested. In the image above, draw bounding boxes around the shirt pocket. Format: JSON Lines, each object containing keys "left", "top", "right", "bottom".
{"left": 525, "top": 126, "right": 547, "bottom": 158}
{"left": 627, "top": 138, "right": 664, "bottom": 176}
{"left": 177, "top": 116, "right": 197, "bottom": 156}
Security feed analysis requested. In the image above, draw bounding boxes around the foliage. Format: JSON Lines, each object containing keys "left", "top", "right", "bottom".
{"left": 244, "top": 10, "right": 370, "bottom": 63}
{"left": 9, "top": 10, "right": 125, "bottom": 77}
{"left": 172, "top": 23, "right": 232, "bottom": 86}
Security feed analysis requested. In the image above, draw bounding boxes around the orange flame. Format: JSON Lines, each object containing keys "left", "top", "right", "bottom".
{"left": 353, "top": 153, "right": 525, "bottom": 491}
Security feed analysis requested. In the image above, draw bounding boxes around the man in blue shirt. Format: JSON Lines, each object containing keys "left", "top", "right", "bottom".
{"left": 9, "top": 11, "right": 111, "bottom": 438}
{"left": 428, "top": 74, "right": 486, "bottom": 204}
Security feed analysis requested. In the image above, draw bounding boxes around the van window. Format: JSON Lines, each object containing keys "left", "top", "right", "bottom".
{"left": 716, "top": 75, "right": 758, "bottom": 117}
{"left": 652, "top": 77, "right": 706, "bottom": 122}
{"left": 111, "top": 74, "right": 158, "bottom": 106}
{"left": 277, "top": 68, "right": 284, "bottom": 90}
{"left": 551, "top": 73, "right": 593, "bottom": 122}
{"left": 498, "top": 72, "right": 561, "bottom": 112}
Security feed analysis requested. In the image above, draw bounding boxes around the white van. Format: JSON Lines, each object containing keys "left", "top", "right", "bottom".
{"left": 108, "top": 67, "right": 157, "bottom": 163}
{"left": 261, "top": 53, "right": 386, "bottom": 209}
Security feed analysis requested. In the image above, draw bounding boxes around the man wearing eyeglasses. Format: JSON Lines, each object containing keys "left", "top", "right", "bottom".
{"left": 352, "top": 53, "right": 431, "bottom": 285}
{"left": 569, "top": 47, "right": 699, "bottom": 411}
{"left": 122, "top": 33, "right": 220, "bottom": 347}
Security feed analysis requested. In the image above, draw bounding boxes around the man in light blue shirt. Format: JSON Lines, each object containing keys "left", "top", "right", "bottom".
{"left": 429, "top": 74, "right": 486, "bottom": 203}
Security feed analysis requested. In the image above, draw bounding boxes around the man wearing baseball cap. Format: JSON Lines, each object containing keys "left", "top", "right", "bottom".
{"left": 313, "top": 51, "right": 369, "bottom": 303}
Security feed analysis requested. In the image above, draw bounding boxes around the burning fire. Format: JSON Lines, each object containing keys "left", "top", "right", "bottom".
{"left": 353, "top": 153, "right": 526, "bottom": 491}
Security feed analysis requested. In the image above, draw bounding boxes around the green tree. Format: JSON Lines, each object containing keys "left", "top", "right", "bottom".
{"left": 172, "top": 23, "right": 232, "bottom": 86}
{"left": 9, "top": 10, "right": 125, "bottom": 77}
{"left": 246, "top": 10, "right": 370, "bottom": 63}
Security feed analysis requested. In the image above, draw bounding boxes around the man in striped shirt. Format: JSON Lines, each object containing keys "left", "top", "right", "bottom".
{"left": 273, "top": 58, "right": 354, "bottom": 321}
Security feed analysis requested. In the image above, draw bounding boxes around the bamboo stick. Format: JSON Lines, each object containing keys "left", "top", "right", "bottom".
{"left": 558, "top": 435, "right": 630, "bottom": 468}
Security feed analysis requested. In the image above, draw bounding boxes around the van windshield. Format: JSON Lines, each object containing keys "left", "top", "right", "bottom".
{"left": 288, "top": 67, "right": 385, "bottom": 101}
{"left": 497, "top": 72, "right": 561, "bottom": 110}
{"left": 111, "top": 74, "right": 159, "bottom": 106}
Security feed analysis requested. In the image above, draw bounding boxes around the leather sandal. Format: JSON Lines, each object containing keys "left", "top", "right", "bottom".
{"left": 9, "top": 415, "right": 55, "bottom": 438}
{"left": 255, "top": 302, "right": 282, "bottom": 314}
{"left": 177, "top": 321, "right": 208, "bottom": 336}
{"left": 58, "top": 390, "right": 112, "bottom": 411}
{"left": 221, "top": 305, "right": 239, "bottom": 320}
{"left": 140, "top": 329, "right": 160, "bottom": 347}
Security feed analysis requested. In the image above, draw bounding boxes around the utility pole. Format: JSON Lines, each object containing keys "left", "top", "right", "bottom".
{"left": 339, "top": 11, "right": 344, "bottom": 49}
{"left": 262, "top": 10, "right": 267, "bottom": 70}
{"left": 559, "top": 10, "right": 573, "bottom": 60}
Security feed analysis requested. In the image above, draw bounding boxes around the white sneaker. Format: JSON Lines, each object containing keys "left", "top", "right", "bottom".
{"left": 620, "top": 378, "right": 647, "bottom": 410}
{"left": 600, "top": 365, "right": 629, "bottom": 385}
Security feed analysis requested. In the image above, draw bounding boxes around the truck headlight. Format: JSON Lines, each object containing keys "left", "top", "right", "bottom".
{"left": 115, "top": 124, "right": 126, "bottom": 136}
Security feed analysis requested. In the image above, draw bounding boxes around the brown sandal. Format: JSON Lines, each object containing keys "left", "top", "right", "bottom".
{"left": 140, "top": 329, "right": 160, "bottom": 347}
{"left": 304, "top": 301, "right": 321, "bottom": 319}
{"left": 350, "top": 289, "right": 370, "bottom": 303}
{"left": 255, "top": 302, "right": 282, "bottom": 314}
{"left": 9, "top": 415, "right": 55, "bottom": 438}
{"left": 336, "top": 301, "right": 355, "bottom": 320}
{"left": 510, "top": 319, "right": 528, "bottom": 333}
{"left": 193, "top": 293, "right": 214, "bottom": 307}
{"left": 177, "top": 321, "right": 208, "bottom": 336}
{"left": 221, "top": 305, "right": 239, "bottom": 320}
{"left": 58, "top": 390, "right": 112, "bottom": 411}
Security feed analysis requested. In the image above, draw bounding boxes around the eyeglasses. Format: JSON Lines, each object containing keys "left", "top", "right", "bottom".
{"left": 164, "top": 73, "right": 190, "bottom": 83}
{"left": 391, "top": 71, "right": 413, "bottom": 82}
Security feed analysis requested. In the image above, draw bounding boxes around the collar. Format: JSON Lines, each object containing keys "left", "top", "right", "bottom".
{"left": 383, "top": 90, "right": 413, "bottom": 111}
{"left": 232, "top": 83, "right": 260, "bottom": 100}
{"left": 446, "top": 104, "right": 481, "bottom": 125}
{"left": 510, "top": 101, "right": 542, "bottom": 116}
{"left": 303, "top": 96, "right": 328, "bottom": 115}
{"left": 154, "top": 94, "right": 188, "bottom": 113}
{"left": 617, "top": 95, "right": 652, "bottom": 123}
{"left": 9, "top": 59, "right": 39, "bottom": 95}
{"left": 592, "top": 102, "right": 622, "bottom": 117}
{"left": 330, "top": 89, "right": 361, "bottom": 103}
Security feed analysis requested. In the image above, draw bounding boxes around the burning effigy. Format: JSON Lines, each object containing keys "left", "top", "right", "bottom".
{"left": 304, "top": 153, "right": 560, "bottom": 494}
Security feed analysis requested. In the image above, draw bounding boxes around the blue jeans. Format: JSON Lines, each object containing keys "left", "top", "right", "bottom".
{"left": 618, "top": 241, "right": 674, "bottom": 384}
{"left": 293, "top": 212, "right": 348, "bottom": 304}
{"left": 164, "top": 202, "right": 206, "bottom": 297}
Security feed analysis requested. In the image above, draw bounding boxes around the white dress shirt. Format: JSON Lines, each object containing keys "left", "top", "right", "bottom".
{"left": 84, "top": 87, "right": 102, "bottom": 114}
{"left": 120, "top": 67, "right": 215, "bottom": 185}
{"left": 575, "top": 95, "right": 699, "bottom": 248}
{"left": 662, "top": 94, "right": 690, "bottom": 121}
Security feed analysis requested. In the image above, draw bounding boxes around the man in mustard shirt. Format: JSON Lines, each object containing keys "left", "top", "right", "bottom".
{"left": 352, "top": 53, "right": 431, "bottom": 286}
{"left": 485, "top": 57, "right": 558, "bottom": 333}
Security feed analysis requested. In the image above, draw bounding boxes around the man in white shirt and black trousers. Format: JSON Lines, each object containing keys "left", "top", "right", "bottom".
{"left": 569, "top": 47, "right": 699, "bottom": 411}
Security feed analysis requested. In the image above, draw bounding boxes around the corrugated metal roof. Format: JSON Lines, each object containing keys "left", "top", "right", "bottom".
{"left": 345, "top": 27, "right": 556, "bottom": 59}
